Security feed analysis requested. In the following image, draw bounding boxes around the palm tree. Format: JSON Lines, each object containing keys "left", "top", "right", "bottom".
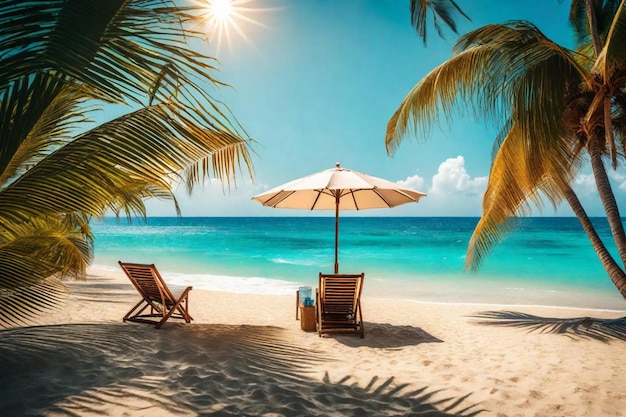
{"left": 388, "top": 0, "right": 626, "bottom": 299}
{"left": 0, "top": 0, "right": 254, "bottom": 326}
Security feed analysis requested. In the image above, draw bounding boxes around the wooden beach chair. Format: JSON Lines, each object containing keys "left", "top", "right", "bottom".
{"left": 316, "top": 272, "right": 365, "bottom": 337}
{"left": 119, "top": 261, "right": 193, "bottom": 329}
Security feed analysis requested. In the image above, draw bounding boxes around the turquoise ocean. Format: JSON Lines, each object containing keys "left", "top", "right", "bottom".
{"left": 91, "top": 217, "right": 626, "bottom": 311}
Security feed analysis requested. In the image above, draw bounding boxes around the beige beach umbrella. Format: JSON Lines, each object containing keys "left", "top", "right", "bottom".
{"left": 252, "top": 163, "right": 426, "bottom": 273}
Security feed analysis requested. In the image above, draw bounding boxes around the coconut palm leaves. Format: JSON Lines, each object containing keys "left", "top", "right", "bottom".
{"left": 567, "top": 0, "right": 622, "bottom": 52}
{"left": 387, "top": 21, "right": 584, "bottom": 261}
{"left": 388, "top": 2, "right": 626, "bottom": 299}
{"left": 409, "top": 0, "right": 471, "bottom": 44}
{"left": 0, "top": 0, "right": 253, "bottom": 326}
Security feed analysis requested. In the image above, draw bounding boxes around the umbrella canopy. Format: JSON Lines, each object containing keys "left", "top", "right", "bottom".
{"left": 252, "top": 163, "right": 426, "bottom": 273}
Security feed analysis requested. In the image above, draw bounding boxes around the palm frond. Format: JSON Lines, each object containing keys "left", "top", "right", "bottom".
{"left": 385, "top": 22, "right": 587, "bottom": 270}
{"left": 385, "top": 44, "right": 496, "bottom": 155}
{"left": 0, "top": 103, "right": 251, "bottom": 226}
{"left": 567, "top": 0, "right": 590, "bottom": 44}
{"left": 0, "top": 1, "right": 255, "bottom": 326}
{"left": 0, "top": 74, "right": 90, "bottom": 188}
{"left": 0, "top": 0, "right": 248, "bottom": 141}
{"left": 598, "top": 0, "right": 625, "bottom": 39}
{"left": 466, "top": 122, "right": 576, "bottom": 269}
{"left": 409, "top": 0, "right": 470, "bottom": 44}
{"left": 567, "top": 0, "right": 622, "bottom": 44}
{"left": 107, "top": 183, "right": 180, "bottom": 220}
{"left": 0, "top": 216, "right": 92, "bottom": 326}
{"left": 594, "top": 0, "right": 626, "bottom": 80}
{"left": 0, "top": 277, "right": 67, "bottom": 327}
{"left": 386, "top": 21, "right": 588, "bottom": 156}
{"left": 0, "top": 216, "right": 92, "bottom": 282}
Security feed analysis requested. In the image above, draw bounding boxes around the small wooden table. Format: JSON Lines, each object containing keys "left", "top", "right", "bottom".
{"left": 299, "top": 305, "right": 316, "bottom": 331}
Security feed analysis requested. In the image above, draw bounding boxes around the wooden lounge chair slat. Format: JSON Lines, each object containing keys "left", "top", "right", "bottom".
{"left": 119, "top": 261, "right": 193, "bottom": 329}
{"left": 316, "top": 272, "right": 364, "bottom": 338}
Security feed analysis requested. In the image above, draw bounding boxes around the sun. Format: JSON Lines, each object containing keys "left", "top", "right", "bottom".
{"left": 198, "top": 0, "right": 268, "bottom": 53}
{"left": 209, "top": 0, "right": 234, "bottom": 23}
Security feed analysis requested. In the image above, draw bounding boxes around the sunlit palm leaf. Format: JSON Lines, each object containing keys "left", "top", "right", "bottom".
{"left": 467, "top": 123, "right": 578, "bottom": 269}
{"left": 0, "top": 104, "right": 251, "bottom": 226}
{"left": 0, "top": 0, "right": 254, "bottom": 326}
{"left": 387, "top": 21, "right": 589, "bottom": 269}
{"left": 392, "top": 2, "right": 626, "bottom": 297}
{"left": 387, "top": 22, "right": 586, "bottom": 153}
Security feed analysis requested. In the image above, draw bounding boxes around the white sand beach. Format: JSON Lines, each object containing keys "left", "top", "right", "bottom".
{"left": 1, "top": 266, "right": 626, "bottom": 417}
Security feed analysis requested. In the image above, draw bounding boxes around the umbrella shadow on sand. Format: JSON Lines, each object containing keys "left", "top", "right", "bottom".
{"left": 0, "top": 323, "right": 484, "bottom": 416}
{"left": 470, "top": 311, "right": 626, "bottom": 343}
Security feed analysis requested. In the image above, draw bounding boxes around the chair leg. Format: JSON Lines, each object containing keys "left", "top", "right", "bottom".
{"left": 155, "top": 291, "right": 192, "bottom": 329}
{"left": 358, "top": 303, "right": 364, "bottom": 338}
{"left": 123, "top": 299, "right": 147, "bottom": 322}
{"left": 177, "top": 298, "right": 192, "bottom": 323}
{"left": 316, "top": 290, "right": 322, "bottom": 337}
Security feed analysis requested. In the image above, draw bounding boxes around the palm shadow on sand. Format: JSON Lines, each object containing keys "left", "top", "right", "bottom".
{"left": 0, "top": 323, "right": 483, "bottom": 416}
{"left": 471, "top": 311, "right": 626, "bottom": 343}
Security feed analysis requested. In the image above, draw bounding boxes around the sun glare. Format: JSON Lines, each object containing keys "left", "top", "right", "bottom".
{"left": 211, "top": 0, "right": 233, "bottom": 22}
{"left": 197, "top": 0, "right": 269, "bottom": 53}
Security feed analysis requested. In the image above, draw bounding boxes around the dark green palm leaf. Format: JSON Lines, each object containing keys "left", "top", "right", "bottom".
{"left": 0, "top": 278, "right": 67, "bottom": 327}
{"left": 0, "top": 73, "right": 89, "bottom": 187}
{"left": 0, "top": 216, "right": 91, "bottom": 326}
{"left": 409, "top": 0, "right": 470, "bottom": 44}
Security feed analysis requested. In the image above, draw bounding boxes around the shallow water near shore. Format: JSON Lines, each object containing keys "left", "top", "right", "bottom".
{"left": 91, "top": 216, "right": 626, "bottom": 310}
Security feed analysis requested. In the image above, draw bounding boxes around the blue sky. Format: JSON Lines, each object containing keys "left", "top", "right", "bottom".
{"left": 145, "top": 0, "right": 626, "bottom": 217}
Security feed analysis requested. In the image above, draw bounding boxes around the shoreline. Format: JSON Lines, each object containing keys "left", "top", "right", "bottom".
{"left": 91, "top": 263, "right": 626, "bottom": 312}
{"left": 89, "top": 265, "right": 626, "bottom": 311}
{"left": 371, "top": 296, "right": 626, "bottom": 314}
{"left": 2, "top": 266, "right": 625, "bottom": 416}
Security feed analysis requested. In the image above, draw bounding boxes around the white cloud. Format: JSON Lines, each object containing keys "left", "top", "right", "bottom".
{"left": 396, "top": 174, "right": 425, "bottom": 192}
{"left": 392, "top": 156, "right": 488, "bottom": 216}
{"left": 572, "top": 173, "right": 597, "bottom": 196}
{"left": 429, "top": 156, "right": 487, "bottom": 197}
{"left": 609, "top": 169, "right": 626, "bottom": 191}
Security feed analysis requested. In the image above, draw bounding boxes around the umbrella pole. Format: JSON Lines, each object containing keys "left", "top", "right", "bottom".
{"left": 334, "top": 194, "right": 339, "bottom": 274}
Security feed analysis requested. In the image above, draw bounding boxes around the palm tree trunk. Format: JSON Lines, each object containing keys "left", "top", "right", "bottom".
{"left": 587, "top": 137, "right": 626, "bottom": 269}
{"left": 564, "top": 184, "right": 626, "bottom": 299}
{"left": 584, "top": 0, "right": 602, "bottom": 56}
{"left": 581, "top": 0, "right": 626, "bottom": 298}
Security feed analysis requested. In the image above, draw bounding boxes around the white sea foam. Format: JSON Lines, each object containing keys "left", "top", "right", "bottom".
{"left": 271, "top": 258, "right": 296, "bottom": 265}
{"left": 165, "top": 272, "right": 300, "bottom": 296}
{"left": 93, "top": 262, "right": 300, "bottom": 296}
{"left": 270, "top": 257, "right": 318, "bottom": 266}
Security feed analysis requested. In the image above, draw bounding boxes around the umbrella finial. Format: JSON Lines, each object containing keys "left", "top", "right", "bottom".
{"left": 336, "top": 162, "right": 340, "bottom": 169}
